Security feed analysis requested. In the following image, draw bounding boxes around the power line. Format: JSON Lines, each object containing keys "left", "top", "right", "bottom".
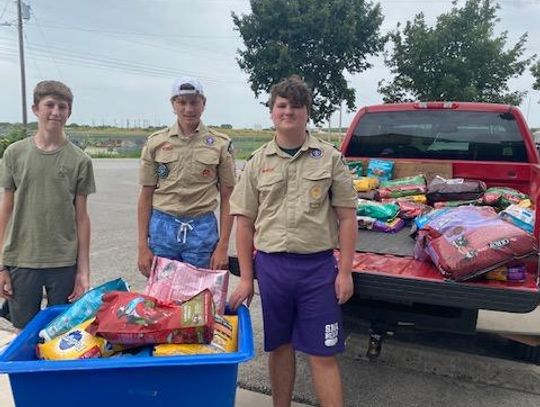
{"left": 29, "top": 7, "right": 62, "bottom": 78}
{"left": 0, "top": 40, "right": 245, "bottom": 84}
{"left": 31, "top": 21, "right": 239, "bottom": 40}
{"left": 23, "top": 32, "right": 43, "bottom": 79}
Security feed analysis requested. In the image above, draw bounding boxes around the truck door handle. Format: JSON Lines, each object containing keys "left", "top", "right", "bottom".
{"left": 506, "top": 171, "right": 517, "bottom": 178}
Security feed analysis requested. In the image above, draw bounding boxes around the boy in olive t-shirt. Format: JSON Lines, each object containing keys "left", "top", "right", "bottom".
{"left": 0, "top": 81, "right": 95, "bottom": 331}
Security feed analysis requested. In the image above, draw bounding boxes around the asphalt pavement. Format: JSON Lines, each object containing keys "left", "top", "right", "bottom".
{"left": 1, "top": 159, "right": 540, "bottom": 407}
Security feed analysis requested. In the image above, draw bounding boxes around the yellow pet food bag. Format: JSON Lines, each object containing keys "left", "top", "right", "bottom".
{"left": 154, "top": 314, "right": 238, "bottom": 356}
{"left": 37, "top": 318, "right": 120, "bottom": 360}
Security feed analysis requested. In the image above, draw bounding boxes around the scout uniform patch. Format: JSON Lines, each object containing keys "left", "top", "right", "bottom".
{"left": 204, "top": 136, "right": 215, "bottom": 145}
{"left": 310, "top": 148, "right": 323, "bottom": 159}
{"left": 156, "top": 163, "right": 169, "bottom": 179}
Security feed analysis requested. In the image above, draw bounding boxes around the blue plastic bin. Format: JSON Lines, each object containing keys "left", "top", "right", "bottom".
{"left": 0, "top": 304, "right": 254, "bottom": 407}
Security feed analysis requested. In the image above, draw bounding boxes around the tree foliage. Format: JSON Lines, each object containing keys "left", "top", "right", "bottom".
{"left": 531, "top": 61, "right": 540, "bottom": 91}
{"left": 379, "top": 0, "right": 534, "bottom": 105}
{"left": 0, "top": 126, "right": 25, "bottom": 158}
{"left": 233, "top": 0, "right": 384, "bottom": 124}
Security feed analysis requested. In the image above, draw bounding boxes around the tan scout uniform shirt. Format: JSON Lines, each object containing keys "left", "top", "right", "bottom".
{"left": 139, "top": 121, "right": 236, "bottom": 217}
{"left": 230, "top": 134, "right": 357, "bottom": 253}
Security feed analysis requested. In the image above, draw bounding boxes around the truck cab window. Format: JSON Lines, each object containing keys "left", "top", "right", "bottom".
{"left": 346, "top": 110, "right": 528, "bottom": 162}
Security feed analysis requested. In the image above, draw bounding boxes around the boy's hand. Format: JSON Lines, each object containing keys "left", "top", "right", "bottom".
{"left": 335, "top": 271, "right": 353, "bottom": 305}
{"left": 0, "top": 270, "right": 12, "bottom": 299}
{"left": 228, "top": 279, "right": 254, "bottom": 311}
{"left": 68, "top": 271, "right": 89, "bottom": 302}
{"left": 138, "top": 245, "right": 154, "bottom": 277}
{"left": 210, "top": 242, "right": 229, "bottom": 270}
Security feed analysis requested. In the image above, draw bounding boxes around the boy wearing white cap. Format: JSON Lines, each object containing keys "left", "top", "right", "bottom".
{"left": 137, "top": 77, "right": 236, "bottom": 274}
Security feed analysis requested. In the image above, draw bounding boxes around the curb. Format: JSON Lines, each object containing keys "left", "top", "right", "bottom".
{"left": 345, "top": 334, "right": 540, "bottom": 395}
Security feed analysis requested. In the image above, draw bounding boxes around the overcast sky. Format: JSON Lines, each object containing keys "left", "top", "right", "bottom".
{"left": 1, "top": 0, "right": 539, "bottom": 129}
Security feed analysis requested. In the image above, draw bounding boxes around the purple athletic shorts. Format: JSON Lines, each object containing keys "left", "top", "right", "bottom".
{"left": 255, "top": 250, "right": 344, "bottom": 356}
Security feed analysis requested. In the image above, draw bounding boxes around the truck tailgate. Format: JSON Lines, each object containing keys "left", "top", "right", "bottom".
{"left": 349, "top": 251, "right": 539, "bottom": 313}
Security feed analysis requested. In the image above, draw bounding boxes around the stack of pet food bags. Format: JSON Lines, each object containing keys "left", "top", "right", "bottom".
{"left": 36, "top": 278, "right": 131, "bottom": 360}
{"left": 355, "top": 159, "right": 432, "bottom": 233}
{"left": 423, "top": 177, "right": 536, "bottom": 236}
{"left": 144, "top": 256, "right": 237, "bottom": 355}
{"left": 412, "top": 205, "right": 537, "bottom": 282}
{"left": 36, "top": 257, "right": 237, "bottom": 361}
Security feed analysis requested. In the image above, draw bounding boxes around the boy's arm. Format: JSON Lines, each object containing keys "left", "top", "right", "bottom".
{"left": 70, "top": 194, "right": 91, "bottom": 301}
{"left": 334, "top": 206, "right": 357, "bottom": 305}
{"left": 137, "top": 186, "right": 155, "bottom": 276}
{"left": 0, "top": 189, "right": 14, "bottom": 299}
{"left": 210, "top": 184, "right": 234, "bottom": 270}
{"left": 228, "top": 215, "right": 255, "bottom": 311}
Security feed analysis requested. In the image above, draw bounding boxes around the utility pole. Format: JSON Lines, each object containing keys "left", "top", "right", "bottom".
{"left": 17, "top": 0, "right": 28, "bottom": 135}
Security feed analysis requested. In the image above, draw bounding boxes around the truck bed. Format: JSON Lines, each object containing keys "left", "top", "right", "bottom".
{"left": 357, "top": 227, "right": 414, "bottom": 257}
{"left": 350, "top": 231, "right": 539, "bottom": 313}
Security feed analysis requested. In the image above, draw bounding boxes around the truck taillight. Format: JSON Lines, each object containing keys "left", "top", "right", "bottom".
{"left": 413, "top": 102, "right": 458, "bottom": 109}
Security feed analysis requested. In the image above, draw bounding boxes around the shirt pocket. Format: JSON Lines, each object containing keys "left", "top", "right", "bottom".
{"left": 154, "top": 150, "right": 179, "bottom": 182}
{"left": 303, "top": 169, "right": 332, "bottom": 208}
{"left": 257, "top": 173, "right": 285, "bottom": 204}
{"left": 191, "top": 150, "right": 220, "bottom": 183}
{"left": 55, "top": 163, "right": 77, "bottom": 191}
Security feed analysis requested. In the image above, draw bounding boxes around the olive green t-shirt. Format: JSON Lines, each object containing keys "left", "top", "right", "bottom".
{"left": 0, "top": 137, "right": 96, "bottom": 268}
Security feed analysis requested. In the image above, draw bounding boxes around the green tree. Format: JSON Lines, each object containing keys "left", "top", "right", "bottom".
{"left": 531, "top": 61, "right": 540, "bottom": 91}
{"left": 0, "top": 126, "right": 25, "bottom": 158}
{"left": 233, "top": 0, "right": 384, "bottom": 124}
{"left": 379, "top": 0, "right": 534, "bottom": 105}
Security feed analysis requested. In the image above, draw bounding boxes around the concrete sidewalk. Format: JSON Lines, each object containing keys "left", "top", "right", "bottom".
{"left": 0, "top": 329, "right": 310, "bottom": 407}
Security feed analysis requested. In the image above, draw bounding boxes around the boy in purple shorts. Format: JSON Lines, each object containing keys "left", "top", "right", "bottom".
{"left": 229, "top": 75, "right": 357, "bottom": 407}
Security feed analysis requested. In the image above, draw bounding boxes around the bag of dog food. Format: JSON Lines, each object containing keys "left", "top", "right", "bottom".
{"left": 499, "top": 204, "right": 535, "bottom": 234}
{"left": 419, "top": 207, "right": 538, "bottom": 281}
{"left": 357, "top": 199, "right": 399, "bottom": 222}
{"left": 367, "top": 159, "right": 394, "bottom": 181}
{"left": 346, "top": 161, "right": 364, "bottom": 178}
{"left": 353, "top": 177, "right": 379, "bottom": 192}
{"left": 37, "top": 319, "right": 121, "bottom": 360}
{"left": 86, "top": 290, "right": 215, "bottom": 346}
{"left": 482, "top": 187, "right": 529, "bottom": 209}
{"left": 153, "top": 314, "right": 238, "bottom": 356}
{"left": 39, "top": 278, "right": 130, "bottom": 342}
{"left": 145, "top": 256, "right": 229, "bottom": 314}
{"left": 427, "top": 176, "right": 486, "bottom": 204}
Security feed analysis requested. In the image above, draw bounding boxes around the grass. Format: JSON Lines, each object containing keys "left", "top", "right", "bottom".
{"left": 65, "top": 127, "right": 345, "bottom": 160}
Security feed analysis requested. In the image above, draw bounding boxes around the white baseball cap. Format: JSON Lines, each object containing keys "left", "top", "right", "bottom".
{"left": 171, "top": 76, "right": 204, "bottom": 98}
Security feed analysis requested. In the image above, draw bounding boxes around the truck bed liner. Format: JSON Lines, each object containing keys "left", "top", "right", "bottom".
{"left": 357, "top": 227, "right": 414, "bottom": 257}
{"left": 350, "top": 252, "right": 539, "bottom": 313}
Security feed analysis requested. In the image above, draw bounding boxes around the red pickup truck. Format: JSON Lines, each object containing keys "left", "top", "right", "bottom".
{"left": 340, "top": 101, "right": 540, "bottom": 361}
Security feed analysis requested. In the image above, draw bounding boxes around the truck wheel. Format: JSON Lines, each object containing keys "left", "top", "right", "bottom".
{"left": 508, "top": 340, "right": 540, "bottom": 364}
